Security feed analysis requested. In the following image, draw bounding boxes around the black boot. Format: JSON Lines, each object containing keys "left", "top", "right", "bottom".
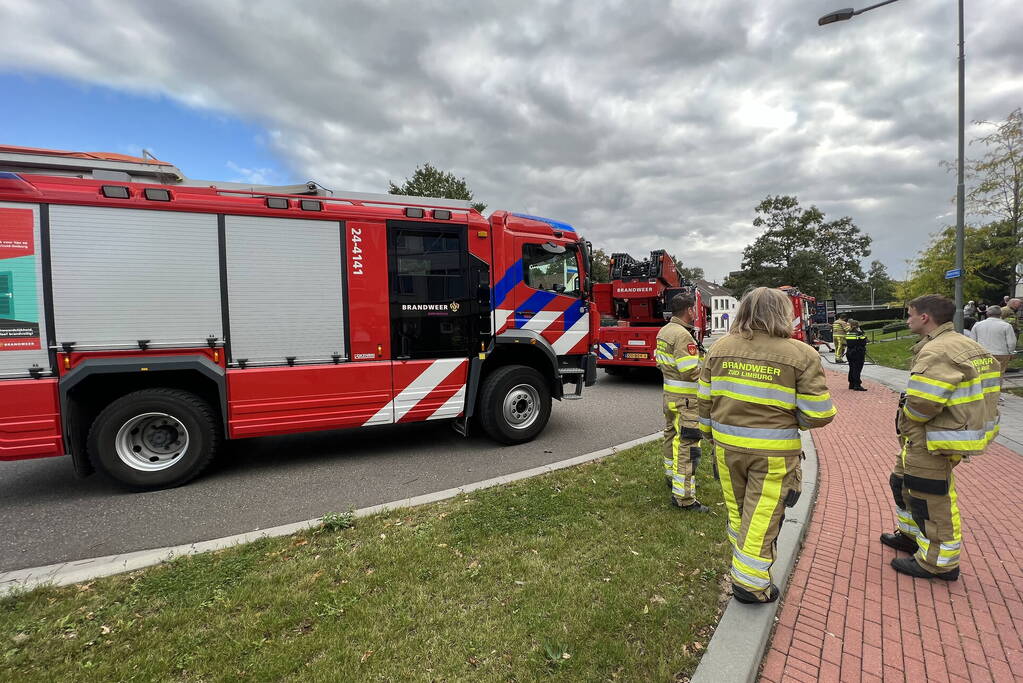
{"left": 891, "top": 556, "right": 959, "bottom": 581}
{"left": 880, "top": 531, "right": 918, "bottom": 553}
{"left": 672, "top": 499, "right": 710, "bottom": 512}
{"left": 732, "top": 583, "right": 781, "bottom": 604}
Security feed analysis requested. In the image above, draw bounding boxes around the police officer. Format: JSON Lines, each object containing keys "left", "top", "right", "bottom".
{"left": 881, "top": 295, "right": 1000, "bottom": 580}
{"left": 698, "top": 287, "right": 836, "bottom": 603}
{"left": 845, "top": 320, "right": 868, "bottom": 391}
{"left": 832, "top": 312, "right": 850, "bottom": 363}
{"left": 656, "top": 293, "right": 707, "bottom": 512}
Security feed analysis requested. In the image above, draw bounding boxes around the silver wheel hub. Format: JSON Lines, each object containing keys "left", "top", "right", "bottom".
{"left": 114, "top": 412, "right": 189, "bottom": 472}
{"left": 503, "top": 383, "right": 540, "bottom": 430}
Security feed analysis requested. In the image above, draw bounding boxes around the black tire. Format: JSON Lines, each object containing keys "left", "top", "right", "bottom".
{"left": 478, "top": 365, "right": 552, "bottom": 445}
{"left": 87, "top": 388, "right": 221, "bottom": 490}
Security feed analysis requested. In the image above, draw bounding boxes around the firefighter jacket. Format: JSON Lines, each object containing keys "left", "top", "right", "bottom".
{"left": 832, "top": 319, "right": 848, "bottom": 339}
{"left": 697, "top": 332, "right": 836, "bottom": 455}
{"left": 656, "top": 317, "right": 700, "bottom": 397}
{"left": 898, "top": 322, "right": 1000, "bottom": 457}
{"left": 1001, "top": 305, "right": 1020, "bottom": 330}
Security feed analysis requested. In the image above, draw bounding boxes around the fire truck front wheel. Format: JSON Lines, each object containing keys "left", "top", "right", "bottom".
{"left": 87, "top": 388, "right": 221, "bottom": 490}
{"left": 478, "top": 365, "right": 552, "bottom": 444}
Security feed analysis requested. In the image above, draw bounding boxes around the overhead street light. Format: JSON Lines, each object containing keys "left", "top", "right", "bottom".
{"left": 818, "top": 0, "right": 968, "bottom": 332}
{"left": 817, "top": 0, "right": 901, "bottom": 26}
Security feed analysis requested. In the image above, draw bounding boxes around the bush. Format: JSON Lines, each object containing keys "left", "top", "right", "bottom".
{"left": 858, "top": 321, "right": 887, "bottom": 331}
{"left": 882, "top": 321, "right": 909, "bottom": 334}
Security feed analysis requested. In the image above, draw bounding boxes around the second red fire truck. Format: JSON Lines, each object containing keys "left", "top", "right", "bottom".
{"left": 592, "top": 250, "right": 706, "bottom": 374}
{"left": 0, "top": 145, "right": 599, "bottom": 489}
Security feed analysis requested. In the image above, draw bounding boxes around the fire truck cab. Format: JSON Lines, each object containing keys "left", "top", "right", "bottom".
{"left": 0, "top": 145, "right": 598, "bottom": 489}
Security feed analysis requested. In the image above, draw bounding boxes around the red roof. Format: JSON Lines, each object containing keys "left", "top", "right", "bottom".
{"left": 0, "top": 144, "right": 173, "bottom": 166}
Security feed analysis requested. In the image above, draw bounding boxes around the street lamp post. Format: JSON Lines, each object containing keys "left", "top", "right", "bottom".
{"left": 819, "top": 0, "right": 967, "bottom": 332}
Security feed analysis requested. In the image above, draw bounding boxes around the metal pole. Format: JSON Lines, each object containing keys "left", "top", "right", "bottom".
{"left": 953, "top": 0, "right": 966, "bottom": 332}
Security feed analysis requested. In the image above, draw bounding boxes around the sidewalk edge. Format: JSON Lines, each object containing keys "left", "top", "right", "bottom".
{"left": 0, "top": 432, "right": 661, "bottom": 597}
{"left": 691, "top": 430, "right": 820, "bottom": 683}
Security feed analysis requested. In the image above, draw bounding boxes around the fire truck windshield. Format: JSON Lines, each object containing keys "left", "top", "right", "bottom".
{"left": 523, "top": 243, "right": 582, "bottom": 297}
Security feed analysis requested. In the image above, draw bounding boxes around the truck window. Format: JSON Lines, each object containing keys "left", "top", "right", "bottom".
{"left": 523, "top": 244, "right": 581, "bottom": 297}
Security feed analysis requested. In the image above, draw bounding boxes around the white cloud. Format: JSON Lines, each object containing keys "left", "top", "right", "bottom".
{"left": 0, "top": 0, "right": 1020, "bottom": 283}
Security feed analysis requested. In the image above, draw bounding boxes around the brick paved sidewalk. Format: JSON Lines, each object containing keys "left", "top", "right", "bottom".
{"left": 761, "top": 372, "right": 1023, "bottom": 683}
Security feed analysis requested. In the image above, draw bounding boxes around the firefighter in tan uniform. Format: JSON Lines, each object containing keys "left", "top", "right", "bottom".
{"left": 698, "top": 287, "right": 836, "bottom": 603}
{"left": 832, "top": 313, "right": 850, "bottom": 362}
{"left": 656, "top": 293, "right": 707, "bottom": 512}
{"left": 881, "top": 295, "right": 1000, "bottom": 581}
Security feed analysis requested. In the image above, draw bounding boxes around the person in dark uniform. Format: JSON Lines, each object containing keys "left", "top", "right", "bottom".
{"left": 846, "top": 320, "right": 867, "bottom": 391}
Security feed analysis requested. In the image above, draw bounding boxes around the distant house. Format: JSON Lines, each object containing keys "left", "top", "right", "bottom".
{"left": 696, "top": 279, "right": 738, "bottom": 334}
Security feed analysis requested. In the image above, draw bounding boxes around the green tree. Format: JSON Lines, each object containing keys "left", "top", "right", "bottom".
{"left": 389, "top": 163, "right": 487, "bottom": 213}
{"left": 904, "top": 222, "right": 1011, "bottom": 304}
{"left": 965, "top": 108, "right": 1022, "bottom": 293}
{"left": 722, "top": 196, "right": 871, "bottom": 299}
{"left": 589, "top": 248, "right": 611, "bottom": 282}
{"left": 852, "top": 260, "right": 896, "bottom": 305}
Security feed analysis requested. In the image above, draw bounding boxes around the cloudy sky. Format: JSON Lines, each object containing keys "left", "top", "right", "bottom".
{"left": 1, "top": 0, "right": 1020, "bottom": 284}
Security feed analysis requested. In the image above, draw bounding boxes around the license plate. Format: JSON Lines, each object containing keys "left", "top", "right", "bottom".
{"left": 624, "top": 352, "right": 649, "bottom": 360}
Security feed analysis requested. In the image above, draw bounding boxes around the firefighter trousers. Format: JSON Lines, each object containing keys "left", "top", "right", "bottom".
{"left": 663, "top": 394, "right": 701, "bottom": 505}
{"left": 889, "top": 441, "right": 962, "bottom": 574}
{"left": 716, "top": 445, "right": 802, "bottom": 600}
{"left": 834, "top": 335, "right": 846, "bottom": 360}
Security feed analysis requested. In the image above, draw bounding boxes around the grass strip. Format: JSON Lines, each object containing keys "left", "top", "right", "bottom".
{"left": 1, "top": 441, "right": 729, "bottom": 682}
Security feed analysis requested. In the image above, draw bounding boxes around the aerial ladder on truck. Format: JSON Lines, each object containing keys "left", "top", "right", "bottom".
{"left": 592, "top": 250, "right": 706, "bottom": 375}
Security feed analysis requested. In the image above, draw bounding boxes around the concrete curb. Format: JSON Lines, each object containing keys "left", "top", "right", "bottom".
{"left": 691, "top": 429, "right": 820, "bottom": 683}
{"left": 0, "top": 432, "right": 662, "bottom": 597}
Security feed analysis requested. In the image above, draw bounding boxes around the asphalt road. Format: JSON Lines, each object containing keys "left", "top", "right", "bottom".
{"left": 0, "top": 370, "right": 666, "bottom": 572}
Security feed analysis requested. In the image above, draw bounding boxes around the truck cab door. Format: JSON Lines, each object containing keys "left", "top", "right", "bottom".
{"left": 385, "top": 221, "right": 477, "bottom": 423}
{"left": 515, "top": 241, "right": 590, "bottom": 356}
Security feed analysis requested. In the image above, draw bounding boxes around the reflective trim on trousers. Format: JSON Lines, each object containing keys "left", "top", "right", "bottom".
{"left": 731, "top": 565, "right": 771, "bottom": 590}
{"left": 896, "top": 506, "right": 921, "bottom": 538}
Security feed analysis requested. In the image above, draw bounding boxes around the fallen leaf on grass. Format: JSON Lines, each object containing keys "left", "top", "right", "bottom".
{"left": 514, "top": 580, "right": 527, "bottom": 585}
{"left": 642, "top": 605, "right": 649, "bottom": 614}
{"left": 99, "top": 626, "right": 111, "bottom": 635}
{"left": 12, "top": 633, "right": 29, "bottom": 645}
{"left": 361, "top": 650, "right": 374, "bottom": 662}
{"left": 693, "top": 642, "right": 704, "bottom": 651}
{"left": 437, "top": 543, "right": 448, "bottom": 548}
{"left": 649, "top": 595, "right": 666, "bottom": 605}
{"left": 562, "top": 652, "right": 571, "bottom": 660}
{"left": 468, "top": 560, "right": 480, "bottom": 569}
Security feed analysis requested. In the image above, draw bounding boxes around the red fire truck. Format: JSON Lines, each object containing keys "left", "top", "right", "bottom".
{"left": 592, "top": 250, "right": 706, "bottom": 373}
{"left": 0, "top": 145, "right": 598, "bottom": 489}
{"left": 779, "top": 285, "right": 818, "bottom": 344}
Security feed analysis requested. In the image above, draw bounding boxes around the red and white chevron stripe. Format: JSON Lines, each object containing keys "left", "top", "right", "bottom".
{"left": 363, "top": 358, "right": 468, "bottom": 426}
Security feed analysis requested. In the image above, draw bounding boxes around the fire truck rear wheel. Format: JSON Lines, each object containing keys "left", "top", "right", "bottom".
{"left": 478, "top": 365, "right": 552, "bottom": 444}
{"left": 87, "top": 388, "right": 221, "bottom": 490}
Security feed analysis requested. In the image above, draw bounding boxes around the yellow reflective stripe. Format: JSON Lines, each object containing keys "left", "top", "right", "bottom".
{"left": 697, "top": 380, "right": 711, "bottom": 400}
{"left": 906, "top": 388, "right": 950, "bottom": 404}
{"left": 711, "top": 429, "right": 801, "bottom": 451}
{"left": 902, "top": 404, "right": 929, "bottom": 422}
{"left": 664, "top": 383, "right": 699, "bottom": 395}
{"left": 676, "top": 355, "right": 699, "bottom": 371}
{"left": 911, "top": 375, "right": 956, "bottom": 391}
{"left": 742, "top": 456, "right": 787, "bottom": 564}
{"left": 709, "top": 375, "right": 796, "bottom": 409}
{"left": 716, "top": 445, "right": 742, "bottom": 546}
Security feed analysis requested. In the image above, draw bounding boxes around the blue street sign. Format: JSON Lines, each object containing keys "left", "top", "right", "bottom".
{"left": 945, "top": 268, "right": 963, "bottom": 279}
{"left": 722, "top": 313, "right": 729, "bottom": 320}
